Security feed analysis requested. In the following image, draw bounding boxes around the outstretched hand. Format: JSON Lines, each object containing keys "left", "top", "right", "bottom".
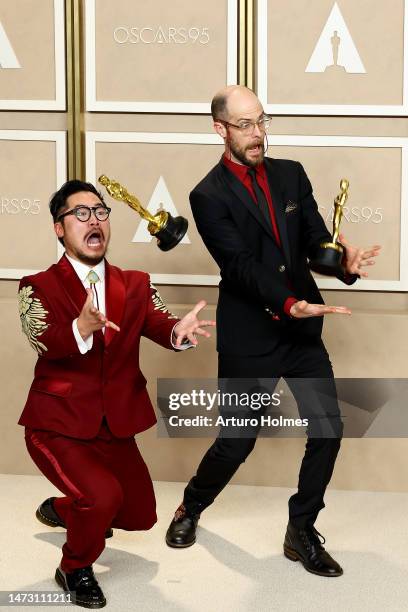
{"left": 173, "top": 300, "right": 216, "bottom": 347}
{"left": 290, "top": 300, "right": 351, "bottom": 319}
{"left": 77, "top": 288, "right": 120, "bottom": 340}
{"left": 340, "top": 233, "right": 381, "bottom": 277}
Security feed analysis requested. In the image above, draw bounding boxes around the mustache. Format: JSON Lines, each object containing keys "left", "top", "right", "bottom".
{"left": 246, "top": 141, "right": 263, "bottom": 148}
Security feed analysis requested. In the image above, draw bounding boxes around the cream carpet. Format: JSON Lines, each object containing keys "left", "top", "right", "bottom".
{"left": 1, "top": 474, "right": 407, "bottom": 611}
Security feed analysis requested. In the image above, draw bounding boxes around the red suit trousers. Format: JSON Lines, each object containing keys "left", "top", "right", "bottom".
{"left": 25, "top": 420, "right": 156, "bottom": 573}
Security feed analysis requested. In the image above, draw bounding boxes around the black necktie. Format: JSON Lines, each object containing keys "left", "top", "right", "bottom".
{"left": 248, "top": 168, "right": 272, "bottom": 230}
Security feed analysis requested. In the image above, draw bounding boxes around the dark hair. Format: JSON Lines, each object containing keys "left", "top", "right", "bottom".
{"left": 211, "top": 92, "right": 229, "bottom": 121}
{"left": 50, "top": 180, "right": 106, "bottom": 245}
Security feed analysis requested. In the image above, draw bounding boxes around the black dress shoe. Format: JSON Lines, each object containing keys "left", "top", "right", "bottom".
{"left": 55, "top": 565, "right": 106, "bottom": 608}
{"left": 166, "top": 504, "right": 200, "bottom": 548}
{"left": 36, "top": 497, "right": 113, "bottom": 539}
{"left": 283, "top": 522, "right": 343, "bottom": 577}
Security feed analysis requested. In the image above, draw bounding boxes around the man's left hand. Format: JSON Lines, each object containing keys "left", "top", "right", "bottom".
{"left": 340, "top": 233, "right": 381, "bottom": 277}
{"left": 173, "top": 300, "right": 216, "bottom": 348}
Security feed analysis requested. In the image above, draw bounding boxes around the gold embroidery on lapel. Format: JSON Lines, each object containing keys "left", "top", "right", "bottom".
{"left": 149, "top": 282, "right": 178, "bottom": 319}
{"left": 18, "top": 286, "right": 49, "bottom": 354}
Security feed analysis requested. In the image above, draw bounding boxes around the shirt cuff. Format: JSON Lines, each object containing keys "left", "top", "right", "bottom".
{"left": 72, "top": 318, "right": 93, "bottom": 354}
{"left": 284, "top": 297, "right": 298, "bottom": 317}
{"left": 171, "top": 322, "right": 195, "bottom": 351}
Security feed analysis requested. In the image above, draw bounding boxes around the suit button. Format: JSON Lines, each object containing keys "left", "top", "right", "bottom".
{"left": 278, "top": 265, "right": 286, "bottom": 272}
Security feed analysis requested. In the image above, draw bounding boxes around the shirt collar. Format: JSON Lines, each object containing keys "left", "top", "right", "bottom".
{"left": 65, "top": 253, "right": 105, "bottom": 283}
{"left": 222, "top": 154, "right": 265, "bottom": 180}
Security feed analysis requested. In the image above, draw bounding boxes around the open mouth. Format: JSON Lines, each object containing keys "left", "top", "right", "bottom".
{"left": 247, "top": 143, "right": 262, "bottom": 154}
{"left": 85, "top": 230, "right": 103, "bottom": 248}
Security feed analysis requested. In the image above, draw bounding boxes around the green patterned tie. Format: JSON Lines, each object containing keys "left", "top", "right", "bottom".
{"left": 86, "top": 270, "right": 100, "bottom": 310}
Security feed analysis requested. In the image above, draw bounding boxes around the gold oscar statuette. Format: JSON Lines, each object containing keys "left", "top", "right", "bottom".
{"left": 309, "top": 178, "right": 349, "bottom": 276}
{"left": 98, "top": 175, "right": 188, "bottom": 251}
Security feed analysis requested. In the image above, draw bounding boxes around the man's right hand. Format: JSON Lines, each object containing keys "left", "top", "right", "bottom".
{"left": 289, "top": 300, "right": 351, "bottom": 319}
{"left": 77, "top": 288, "right": 120, "bottom": 339}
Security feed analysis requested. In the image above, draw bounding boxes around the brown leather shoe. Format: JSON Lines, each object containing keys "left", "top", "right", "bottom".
{"left": 166, "top": 504, "right": 200, "bottom": 548}
{"left": 36, "top": 497, "right": 113, "bottom": 539}
{"left": 284, "top": 522, "right": 343, "bottom": 577}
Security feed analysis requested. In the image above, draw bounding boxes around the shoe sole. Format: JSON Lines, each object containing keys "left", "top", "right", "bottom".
{"left": 283, "top": 545, "right": 343, "bottom": 577}
{"left": 55, "top": 568, "right": 107, "bottom": 609}
{"left": 36, "top": 507, "right": 113, "bottom": 539}
{"left": 36, "top": 507, "right": 64, "bottom": 528}
{"left": 165, "top": 536, "right": 196, "bottom": 548}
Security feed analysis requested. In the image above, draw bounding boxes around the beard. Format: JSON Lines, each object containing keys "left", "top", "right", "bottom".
{"left": 67, "top": 243, "right": 109, "bottom": 267}
{"left": 76, "top": 252, "right": 105, "bottom": 266}
{"left": 228, "top": 134, "right": 265, "bottom": 167}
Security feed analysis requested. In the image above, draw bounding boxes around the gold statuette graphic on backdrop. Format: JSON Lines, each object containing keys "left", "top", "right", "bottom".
{"left": 98, "top": 175, "right": 188, "bottom": 251}
{"left": 309, "top": 179, "right": 349, "bottom": 276}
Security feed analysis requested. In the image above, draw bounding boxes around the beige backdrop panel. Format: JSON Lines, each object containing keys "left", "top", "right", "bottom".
{"left": 94, "top": 140, "right": 222, "bottom": 275}
{"left": 266, "top": 0, "right": 404, "bottom": 105}
{"left": 94, "top": 140, "right": 400, "bottom": 281}
{"left": 93, "top": 0, "right": 230, "bottom": 103}
{"left": 0, "top": 139, "right": 58, "bottom": 270}
{"left": 267, "top": 146, "right": 400, "bottom": 281}
{"left": 0, "top": 0, "right": 56, "bottom": 100}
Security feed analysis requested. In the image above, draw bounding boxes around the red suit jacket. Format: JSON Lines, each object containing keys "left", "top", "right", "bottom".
{"left": 18, "top": 254, "right": 179, "bottom": 439}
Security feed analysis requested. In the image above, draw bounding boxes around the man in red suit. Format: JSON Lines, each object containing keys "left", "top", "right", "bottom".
{"left": 18, "top": 179, "right": 215, "bottom": 608}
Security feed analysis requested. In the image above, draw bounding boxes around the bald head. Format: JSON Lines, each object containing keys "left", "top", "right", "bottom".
{"left": 211, "top": 85, "right": 261, "bottom": 122}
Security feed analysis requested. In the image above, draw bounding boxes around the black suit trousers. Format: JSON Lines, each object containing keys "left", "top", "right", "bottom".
{"left": 183, "top": 335, "right": 343, "bottom": 528}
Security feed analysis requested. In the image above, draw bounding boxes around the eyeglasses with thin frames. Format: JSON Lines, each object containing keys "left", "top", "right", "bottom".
{"left": 220, "top": 114, "right": 272, "bottom": 135}
{"left": 57, "top": 205, "right": 111, "bottom": 223}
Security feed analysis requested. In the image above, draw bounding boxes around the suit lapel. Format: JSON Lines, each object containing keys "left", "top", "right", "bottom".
{"left": 220, "top": 163, "right": 277, "bottom": 243}
{"left": 264, "top": 160, "right": 292, "bottom": 271}
{"left": 55, "top": 254, "right": 88, "bottom": 314}
{"left": 104, "top": 261, "right": 126, "bottom": 347}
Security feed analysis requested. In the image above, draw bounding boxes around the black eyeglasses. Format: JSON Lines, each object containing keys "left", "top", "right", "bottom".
{"left": 57, "top": 205, "right": 111, "bottom": 222}
{"left": 220, "top": 114, "right": 272, "bottom": 135}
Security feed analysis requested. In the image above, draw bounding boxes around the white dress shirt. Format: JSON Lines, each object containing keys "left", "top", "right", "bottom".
{"left": 66, "top": 254, "right": 191, "bottom": 354}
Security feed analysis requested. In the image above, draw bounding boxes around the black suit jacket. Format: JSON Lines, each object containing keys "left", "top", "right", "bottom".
{"left": 190, "top": 157, "right": 356, "bottom": 356}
